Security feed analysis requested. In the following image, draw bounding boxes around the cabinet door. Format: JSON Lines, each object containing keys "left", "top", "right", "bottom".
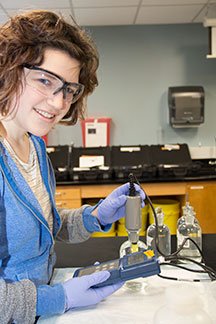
{"left": 55, "top": 187, "right": 81, "bottom": 209}
{"left": 55, "top": 200, "right": 81, "bottom": 209}
{"left": 187, "top": 182, "right": 216, "bottom": 233}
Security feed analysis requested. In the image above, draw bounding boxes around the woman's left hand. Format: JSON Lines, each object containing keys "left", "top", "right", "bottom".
{"left": 95, "top": 183, "right": 145, "bottom": 226}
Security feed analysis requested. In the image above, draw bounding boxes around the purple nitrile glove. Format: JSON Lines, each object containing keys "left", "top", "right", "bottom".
{"left": 62, "top": 271, "right": 123, "bottom": 310}
{"left": 97, "top": 182, "right": 145, "bottom": 226}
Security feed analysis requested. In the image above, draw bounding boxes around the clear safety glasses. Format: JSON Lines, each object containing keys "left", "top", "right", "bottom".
{"left": 23, "top": 64, "right": 84, "bottom": 104}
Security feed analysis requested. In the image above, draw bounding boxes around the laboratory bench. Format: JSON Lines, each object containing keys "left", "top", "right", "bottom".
{"left": 39, "top": 236, "right": 216, "bottom": 323}
{"left": 38, "top": 266, "right": 216, "bottom": 323}
{"left": 56, "top": 179, "right": 216, "bottom": 233}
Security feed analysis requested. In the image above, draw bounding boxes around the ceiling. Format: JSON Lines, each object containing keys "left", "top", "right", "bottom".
{"left": 0, "top": 0, "right": 216, "bottom": 26}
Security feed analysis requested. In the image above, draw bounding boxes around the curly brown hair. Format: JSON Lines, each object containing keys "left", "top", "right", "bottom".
{"left": 0, "top": 10, "right": 99, "bottom": 125}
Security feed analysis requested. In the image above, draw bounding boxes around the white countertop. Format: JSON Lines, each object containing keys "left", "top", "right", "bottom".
{"left": 38, "top": 265, "right": 216, "bottom": 324}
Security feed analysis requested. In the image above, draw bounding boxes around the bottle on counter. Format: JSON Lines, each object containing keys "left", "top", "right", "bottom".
{"left": 177, "top": 206, "right": 202, "bottom": 263}
{"left": 146, "top": 207, "right": 171, "bottom": 258}
{"left": 119, "top": 234, "right": 147, "bottom": 257}
{"left": 119, "top": 231, "right": 147, "bottom": 292}
{"left": 177, "top": 202, "right": 199, "bottom": 228}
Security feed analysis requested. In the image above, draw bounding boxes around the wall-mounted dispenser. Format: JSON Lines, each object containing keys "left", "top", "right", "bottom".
{"left": 168, "top": 86, "right": 205, "bottom": 128}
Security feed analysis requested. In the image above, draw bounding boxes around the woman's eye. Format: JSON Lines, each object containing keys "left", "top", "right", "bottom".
{"left": 38, "top": 78, "right": 51, "bottom": 86}
{"left": 66, "top": 87, "right": 74, "bottom": 94}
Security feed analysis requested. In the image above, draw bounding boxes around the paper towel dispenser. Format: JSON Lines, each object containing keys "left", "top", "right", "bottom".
{"left": 168, "top": 86, "right": 204, "bottom": 128}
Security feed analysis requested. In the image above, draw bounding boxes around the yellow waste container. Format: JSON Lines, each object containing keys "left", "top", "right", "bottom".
{"left": 91, "top": 223, "right": 116, "bottom": 237}
{"left": 149, "top": 199, "right": 180, "bottom": 235}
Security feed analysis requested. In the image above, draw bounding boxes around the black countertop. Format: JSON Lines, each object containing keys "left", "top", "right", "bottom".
{"left": 56, "top": 175, "right": 216, "bottom": 186}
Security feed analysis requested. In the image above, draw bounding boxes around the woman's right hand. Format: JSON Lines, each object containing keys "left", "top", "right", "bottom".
{"left": 62, "top": 271, "right": 123, "bottom": 311}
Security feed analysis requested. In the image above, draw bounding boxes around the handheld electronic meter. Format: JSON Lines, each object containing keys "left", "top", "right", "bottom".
{"left": 73, "top": 249, "right": 160, "bottom": 288}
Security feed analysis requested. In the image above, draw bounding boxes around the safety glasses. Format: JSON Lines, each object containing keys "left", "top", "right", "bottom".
{"left": 23, "top": 64, "right": 84, "bottom": 104}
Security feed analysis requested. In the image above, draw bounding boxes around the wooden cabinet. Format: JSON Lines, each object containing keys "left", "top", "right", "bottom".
{"left": 186, "top": 181, "right": 216, "bottom": 234}
{"left": 55, "top": 180, "right": 216, "bottom": 233}
{"left": 55, "top": 186, "right": 81, "bottom": 209}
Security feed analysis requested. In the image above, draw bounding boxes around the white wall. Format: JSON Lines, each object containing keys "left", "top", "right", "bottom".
{"left": 48, "top": 23, "right": 216, "bottom": 149}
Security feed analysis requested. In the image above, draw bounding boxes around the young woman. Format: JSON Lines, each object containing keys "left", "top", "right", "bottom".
{"left": 0, "top": 10, "right": 145, "bottom": 324}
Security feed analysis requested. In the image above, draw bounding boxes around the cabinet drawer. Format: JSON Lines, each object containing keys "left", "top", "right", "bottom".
{"left": 55, "top": 188, "right": 81, "bottom": 200}
{"left": 55, "top": 199, "right": 81, "bottom": 209}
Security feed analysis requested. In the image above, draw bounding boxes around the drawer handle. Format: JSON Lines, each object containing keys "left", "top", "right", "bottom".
{"left": 190, "top": 186, "right": 204, "bottom": 190}
{"left": 56, "top": 202, "right": 65, "bottom": 207}
{"left": 55, "top": 192, "right": 66, "bottom": 196}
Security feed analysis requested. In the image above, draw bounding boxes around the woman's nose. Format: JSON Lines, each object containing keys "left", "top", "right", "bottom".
{"left": 46, "top": 90, "right": 67, "bottom": 111}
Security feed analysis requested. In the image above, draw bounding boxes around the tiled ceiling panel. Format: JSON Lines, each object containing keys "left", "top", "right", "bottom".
{"left": 74, "top": 7, "right": 138, "bottom": 26}
{"left": 141, "top": 0, "right": 210, "bottom": 4}
{"left": 72, "top": 0, "right": 140, "bottom": 7}
{"left": 136, "top": 4, "right": 205, "bottom": 24}
{"left": 0, "top": 0, "right": 216, "bottom": 26}
{"left": 0, "top": 0, "right": 71, "bottom": 9}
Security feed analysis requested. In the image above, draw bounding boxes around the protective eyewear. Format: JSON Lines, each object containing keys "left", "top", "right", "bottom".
{"left": 23, "top": 64, "right": 84, "bottom": 104}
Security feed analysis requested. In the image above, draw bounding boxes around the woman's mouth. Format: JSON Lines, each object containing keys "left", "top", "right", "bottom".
{"left": 34, "top": 108, "right": 55, "bottom": 119}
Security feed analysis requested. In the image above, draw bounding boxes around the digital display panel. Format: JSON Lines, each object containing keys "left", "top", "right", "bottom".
{"left": 127, "top": 253, "right": 144, "bottom": 266}
{"left": 78, "top": 260, "right": 119, "bottom": 276}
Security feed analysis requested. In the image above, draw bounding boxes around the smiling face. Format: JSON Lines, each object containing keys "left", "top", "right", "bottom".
{"left": 1, "top": 48, "right": 81, "bottom": 138}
